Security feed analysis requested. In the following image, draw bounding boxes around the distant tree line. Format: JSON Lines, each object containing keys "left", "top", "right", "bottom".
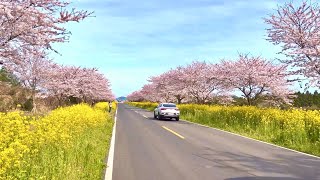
{"left": 231, "top": 91, "right": 320, "bottom": 108}
{"left": 293, "top": 91, "right": 320, "bottom": 108}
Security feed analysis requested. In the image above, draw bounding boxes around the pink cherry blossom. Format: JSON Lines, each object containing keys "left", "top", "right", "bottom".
{"left": 0, "top": 0, "right": 92, "bottom": 65}
{"left": 265, "top": 1, "right": 320, "bottom": 87}
{"left": 217, "top": 54, "right": 292, "bottom": 105}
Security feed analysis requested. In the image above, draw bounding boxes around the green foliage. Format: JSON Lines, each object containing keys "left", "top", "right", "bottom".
{"left": 232, "top": 96, "right": 248, "bottom": 106}
{"left": 0, "top": 67, "right": 20, "bottom": 86}
{"left": 22, "top": 98, "right": 33, "bottom": 111}
{"left": 0, "top": 67, "right": 31, "bottom": 112}
{"left": 293, "top": 91, "right": 320, "bottom": 109}
{"left": 68, "top": 96, "right": 82, "bottom": 105}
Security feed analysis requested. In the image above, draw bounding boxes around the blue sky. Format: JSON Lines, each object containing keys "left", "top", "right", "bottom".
{"left": 50, "top": 0, "right": 290, "bottom": 97}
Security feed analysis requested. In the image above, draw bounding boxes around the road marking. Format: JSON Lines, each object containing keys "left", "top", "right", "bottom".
{"left": 104, "top": 108, "right": 118, "bottom": 180}
{"left": 180, "top": 119, "right": 320, "bottom": 159}
{"left": 162, "top": 126, "right": 185, "bottom": 139}
{"left": 142, "top": 115, "right": 148, "bottom": 118}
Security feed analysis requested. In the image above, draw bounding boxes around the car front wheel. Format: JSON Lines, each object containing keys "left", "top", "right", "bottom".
{"left": 153, "top": 112, "right": 157, "bottom": 119}
{"left": 176, "top": 117, "right": 179, "bottom": 121}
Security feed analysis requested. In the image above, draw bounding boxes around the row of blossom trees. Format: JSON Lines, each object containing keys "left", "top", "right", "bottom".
{"left": 3, "top": 51, "right": 114, "bottom": 110}
{"left": 0, "top": 0, "right": 114, "bottom": 111}
{"left": 128, "top": 55, "right": 292, "bottom": 105}
{"left": 129, "top": 1, "right": 320, "bottom": 106}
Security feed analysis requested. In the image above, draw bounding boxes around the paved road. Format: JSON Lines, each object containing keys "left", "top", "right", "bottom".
{"left": 112, "top": 104, "right": 320, "bottom": 180}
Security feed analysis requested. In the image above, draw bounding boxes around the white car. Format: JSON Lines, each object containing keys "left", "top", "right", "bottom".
{"left": 154, "top": 103, "right": 180, "bottom": 121}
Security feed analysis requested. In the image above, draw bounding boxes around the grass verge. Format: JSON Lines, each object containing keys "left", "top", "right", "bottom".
{"left": 22, "top": 119, "right": 114, "bottom": 180}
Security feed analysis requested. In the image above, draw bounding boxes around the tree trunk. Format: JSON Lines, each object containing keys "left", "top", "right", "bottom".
{"left": 31, "top": 90, "right": 37, "bottom": 113}
{"left": 176, "top": 95, "right": 184, "bottom": 104}
{"left": 246, "top": 96, "right": 252, "bottom": 106}
{"left": 58, "top": 94, "right": 64, "bottom": 107}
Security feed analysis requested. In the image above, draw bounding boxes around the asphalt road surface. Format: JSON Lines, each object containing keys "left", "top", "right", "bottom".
{"left": 112, "top": 103, "right": 320, "bottom": 180}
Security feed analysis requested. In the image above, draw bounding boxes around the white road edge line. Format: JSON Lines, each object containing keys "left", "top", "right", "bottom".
{"left": 104, "top": 107, "right": 118, "bottom": 180}
{"left": 180, "top": 119, "right": 320, "bottom": 159}
{"left": 143, "top": 115, "right": 148, "bottom": 118}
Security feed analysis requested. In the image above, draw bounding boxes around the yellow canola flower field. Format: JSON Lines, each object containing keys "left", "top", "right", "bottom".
{"left": 0, "top": 103, "right": 112, "bottom": 179}
{"left": 129, "top": 102, "right": 320, "bottom": 156}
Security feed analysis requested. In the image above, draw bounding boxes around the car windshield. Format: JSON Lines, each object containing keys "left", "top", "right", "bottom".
{"left": 163, "top": 104, "right": 176, "bottom": 107}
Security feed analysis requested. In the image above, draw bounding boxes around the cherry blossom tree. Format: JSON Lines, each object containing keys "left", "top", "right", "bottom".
{"left": 179, "top": 61, "right": 223, "bottom": 104}
{"left": 158, "top": 68, "right": 188, "bottom": 104}
{"left": 4, "top": 57, "right": 114, "bottom": 109}
{"left": 148, "top": 69, "right": 185, "bottom": 103}
{"left": 129, "top": 61, "right": 226, "bottom": 104}
{"left": 128, "top": 56, "right": 292, "bottom": 106}
{"left": 82, "top": 68, "right": 114, "bottom": 102}
{"left": 217, "top": 54, "right": 292, "bottom": 105}
{"left": 44, "top": 65, "right": 113, "bottom": 106}
{"left": 140, "top": 84, "right": 160, "bottom": 102}
{"left": 127, "top": 90, "right": 145, "bottom": 102}
{"left": 0, "top": 1, "right": 115, "bottom": 110}
{"left": 44, "top": 65, "right": 78, "bottom": 104}
{"left": 4, "top": 48, "right": 56, "bottom": 111}
{"left": 128, "top": 83, "right": 168, "bottom": 103}
{"left": 265, "top": 1, "right": 320, "bottom": 87}
{"left": 0, "top": 0, "right": 92, "bottom": 65}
